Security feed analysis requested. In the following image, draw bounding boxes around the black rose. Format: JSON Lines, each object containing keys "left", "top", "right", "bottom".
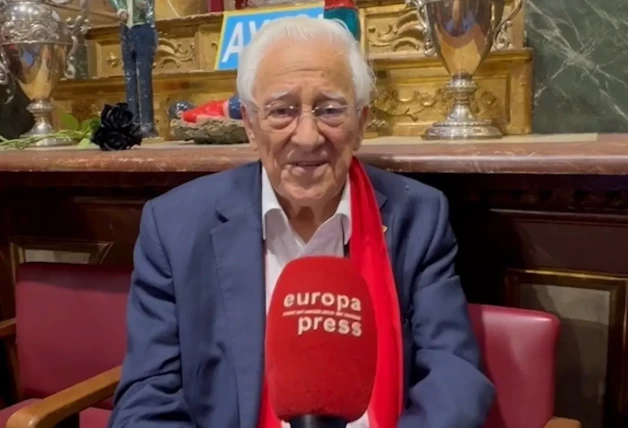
{"left": 92, "top": 103, "right": 143, "bottom": 151}
{"left": 91, "top": 127, "right": 142, "bottom": 151}
{"left": 100, "top": 103, "right": 134, "bottom": 130}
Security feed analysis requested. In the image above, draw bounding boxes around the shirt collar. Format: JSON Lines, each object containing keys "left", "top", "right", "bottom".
{"left": 261, "top": 167, "right": 351, "bottom": 242}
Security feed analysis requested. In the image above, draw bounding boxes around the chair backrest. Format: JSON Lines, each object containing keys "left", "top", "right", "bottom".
{"left": 15, "top": 262, "right": 131, "bottom": 409}
{"left": 468, "top": 304, "right": 559, "bottom": 428}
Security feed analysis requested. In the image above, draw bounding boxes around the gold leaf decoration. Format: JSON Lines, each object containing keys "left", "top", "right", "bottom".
{"left": 366, "top": 7, "right": 435, "bottom": 56}
{"left": 104, "top": 36, "right": 195, "bottom": 71}
{"left": 154, "top": 34, "right": 195, "bottom": 69}
{"left": 372, "top": 88, "right": 440, "bottom": 121}
{"left": 105, "top": 52, "right": 120, "bottom": 68}
{"left": 370, "top": 87, "right": 502, "bottom": 124}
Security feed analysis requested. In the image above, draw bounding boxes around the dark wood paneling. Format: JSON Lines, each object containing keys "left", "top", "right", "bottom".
{"left": 2, "top": 171, "right": 628, "bottom": 426}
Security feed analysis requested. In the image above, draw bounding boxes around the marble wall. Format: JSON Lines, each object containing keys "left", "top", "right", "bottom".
{"left": 526, "top": 0, "right": 628, "bottom": 133}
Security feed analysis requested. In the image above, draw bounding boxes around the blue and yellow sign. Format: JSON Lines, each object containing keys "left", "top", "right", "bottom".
{"left": 215, "top": 3, "right": 324, "bottom": 71}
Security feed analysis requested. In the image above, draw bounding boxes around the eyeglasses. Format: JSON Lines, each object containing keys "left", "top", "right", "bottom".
{"left": 252, "top": 103, "right": 359, "bottom": 132}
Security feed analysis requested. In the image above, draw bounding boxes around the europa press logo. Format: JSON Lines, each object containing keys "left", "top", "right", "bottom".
{"left": 281, "top": 292, "right": 363, "bottom": 337}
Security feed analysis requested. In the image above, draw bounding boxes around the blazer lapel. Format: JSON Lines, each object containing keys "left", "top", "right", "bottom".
{"left": 210, "top": 162, "right": 265, "bottom": 428}
{"left": 372, "top": 183, "right": 394, "bottom": 255}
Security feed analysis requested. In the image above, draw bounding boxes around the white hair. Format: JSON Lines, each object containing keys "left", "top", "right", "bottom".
{"left": 236, "top": 16, "right": 374, "bottom": 108}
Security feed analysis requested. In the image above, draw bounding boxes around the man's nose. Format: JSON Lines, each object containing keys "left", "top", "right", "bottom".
{"left": 290, "top": 114, "right": 323, "bottom": 148}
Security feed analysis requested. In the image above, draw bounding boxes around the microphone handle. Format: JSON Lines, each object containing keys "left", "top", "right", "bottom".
{"left": 289, "top": 415, "right": 348, "bottom": 428}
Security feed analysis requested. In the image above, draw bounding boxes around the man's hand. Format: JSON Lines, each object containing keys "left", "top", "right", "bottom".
{"left": 118, "top": 10, "right": 129, "bottom": 22}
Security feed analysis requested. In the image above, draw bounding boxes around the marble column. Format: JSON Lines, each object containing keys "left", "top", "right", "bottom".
{"left": 527, "top": 0, "right": 628, "bottom": 133}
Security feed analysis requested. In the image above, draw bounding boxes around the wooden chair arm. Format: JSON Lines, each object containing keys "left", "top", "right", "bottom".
{"left": 544, "top": 417, "right": 582, "bottom": 428}
{"left": 0, "top": 317, "right": 16, "bottom": 338}
{"left": 6, "top": 365, "right": 121, "bottom": 428}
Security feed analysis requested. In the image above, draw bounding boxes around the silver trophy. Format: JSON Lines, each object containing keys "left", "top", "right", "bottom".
{"left": 408, "top": 0, "right": 522, "bottom": 140}
{"left": 0, "top": 0, "right": 89, "bottom": 147}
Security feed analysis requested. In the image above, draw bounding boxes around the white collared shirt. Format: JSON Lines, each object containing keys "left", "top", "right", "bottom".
{"left": 261, "top": 168, "right": 369, "bottom": 428}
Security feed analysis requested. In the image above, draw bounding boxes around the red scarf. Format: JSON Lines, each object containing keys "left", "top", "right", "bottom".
{"left": 259, "top": 158, "right": 403, "bottom": 428}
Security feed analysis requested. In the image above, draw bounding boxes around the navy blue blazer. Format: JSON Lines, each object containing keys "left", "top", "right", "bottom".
{"left": 109, "top": 162, "right": 495, "bottom": 428}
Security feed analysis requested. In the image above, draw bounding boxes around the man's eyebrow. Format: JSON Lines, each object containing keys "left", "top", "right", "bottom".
{"left": 262, "top": 90, "right": 348, "bottom": 104}
{"left": 320, "top": 91, "right": 347, "bottom": 102}
{"left": 264, "top": 90, "right": 294, "bottom": 103}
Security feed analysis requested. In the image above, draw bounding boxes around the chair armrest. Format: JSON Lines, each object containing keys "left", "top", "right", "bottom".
{"left": 0, "top": 318, "right": 16, "bottom": 338}
{"left": 544, "top": 417, "right": 582, "bottom": 428}
{"left": 6, "top": 365, "right": 122, "bottom": 428}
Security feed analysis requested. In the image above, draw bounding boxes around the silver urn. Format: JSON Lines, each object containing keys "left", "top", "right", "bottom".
{"left": 0, "top": 0, "right": 88, "bottom": 147}
{"left": 408, "top": 0, "right": 523, "bottom": 140}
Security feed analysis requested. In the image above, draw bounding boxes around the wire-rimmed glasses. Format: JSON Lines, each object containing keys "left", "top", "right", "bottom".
{"left": 252, "top": 103, "right": 360, "bottom": 132}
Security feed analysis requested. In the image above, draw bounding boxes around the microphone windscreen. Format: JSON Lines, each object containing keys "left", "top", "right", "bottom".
{"left": 265, "top": 256, "right": 377, "bottom": 423}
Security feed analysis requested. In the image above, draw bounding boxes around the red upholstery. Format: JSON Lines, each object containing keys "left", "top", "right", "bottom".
{"left": 468, "top": 304, "right": 559, "bottom": 428}
{"left": 14, "top": 262, "right": 131, "bottom": 409}
{"left": 3, "top": 264, "right": 558, "bottom": 428}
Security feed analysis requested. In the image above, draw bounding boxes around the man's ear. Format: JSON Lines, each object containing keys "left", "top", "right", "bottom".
{"left": 353, "top": 106, "right": 370, "bottom": 152}
{"left": 241, "top": 104, "right": 258, "bottom": 151}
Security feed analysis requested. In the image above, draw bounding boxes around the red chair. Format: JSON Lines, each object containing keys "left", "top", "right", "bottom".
{"left": 469, "top": 304, "right": 580, "bottom": 428}
{"left": 0, "top": 262, "right": 131, "bottom": 428}
{"left": 2, "top": 271, "right": 579, "bottom": 428}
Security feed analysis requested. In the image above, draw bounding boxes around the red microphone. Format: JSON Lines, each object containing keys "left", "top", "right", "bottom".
{"left": 265, "top": 256, "right": 377, "bottom": 428}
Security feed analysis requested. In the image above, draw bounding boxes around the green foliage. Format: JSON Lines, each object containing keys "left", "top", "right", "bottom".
{"left": 82, "top": 118, "right": 101, "bottom": 133}
{"left": 77, "top": 138, "right": 92, "bottom": 148}
{"left": 0, "top": 112, "right": 100, "bottom": 150}
{"left": 60, "top": 111, "right": 80, "bottom": 131}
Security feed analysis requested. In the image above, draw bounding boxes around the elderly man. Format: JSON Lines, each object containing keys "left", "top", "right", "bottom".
{"left": 109, "top": 16, "right": 494, "bottom": 428}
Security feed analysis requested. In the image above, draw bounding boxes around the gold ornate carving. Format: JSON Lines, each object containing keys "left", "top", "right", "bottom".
{"left": 73, "top": 2, "right": 530, "bottom": 140}
{"left": 363, "top": 49, "right": 529, "bottom": 137}
{"left": 373, "top": 88, "right": 441, "bottom": 120}
{"left": 58, "top": 50, "right": 531, "bottom": 139}
{"left": 60, "top": 0, "right": 210, "bottom": 22}
{"left": 363, "top": 1, "right": 525, "bottom": 58}
{"left": 366, "top": 7, "right": 434, "bottom": 56}
{"left": 57, "top": 0, "right": 118, "bottom": 26}
{"left": 67, "top": 102, "right": 102, "bottom": 122}
{"left": 100, "top": 34, "right": 195, "bottom": 73}
{"left": 367, "top": 106, "right": 391, "bottom": 134}
{"left": 493, "top": 0, "right": 524, "bottom": 50}
{"left": 368, "top": 87, "right": 502, "bottom": 134}
{"left": 155, "top": 0, "right": 207, "bottom": 19}
{"left": 154, "top": 34, "right": 195, "bottom": 69}
{"left": 86, "top": 14, "right": 221, "bottom": 77}
{"left": 105, "top": 52, "right": 120, "bottom": 69}
{"left": 494, "top": 22, "right": 515, "bottom": 51}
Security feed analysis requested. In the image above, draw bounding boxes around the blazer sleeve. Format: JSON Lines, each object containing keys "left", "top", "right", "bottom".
{"left": 398, "top": 192, "right": 495, "bottom": 428}
{"left": 108, "top": 201, "right": 194, "bottom": 428}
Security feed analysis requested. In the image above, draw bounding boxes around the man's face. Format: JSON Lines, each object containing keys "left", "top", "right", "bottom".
{"left": 242, "top": 38, "right": 369, "bottom": 211}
